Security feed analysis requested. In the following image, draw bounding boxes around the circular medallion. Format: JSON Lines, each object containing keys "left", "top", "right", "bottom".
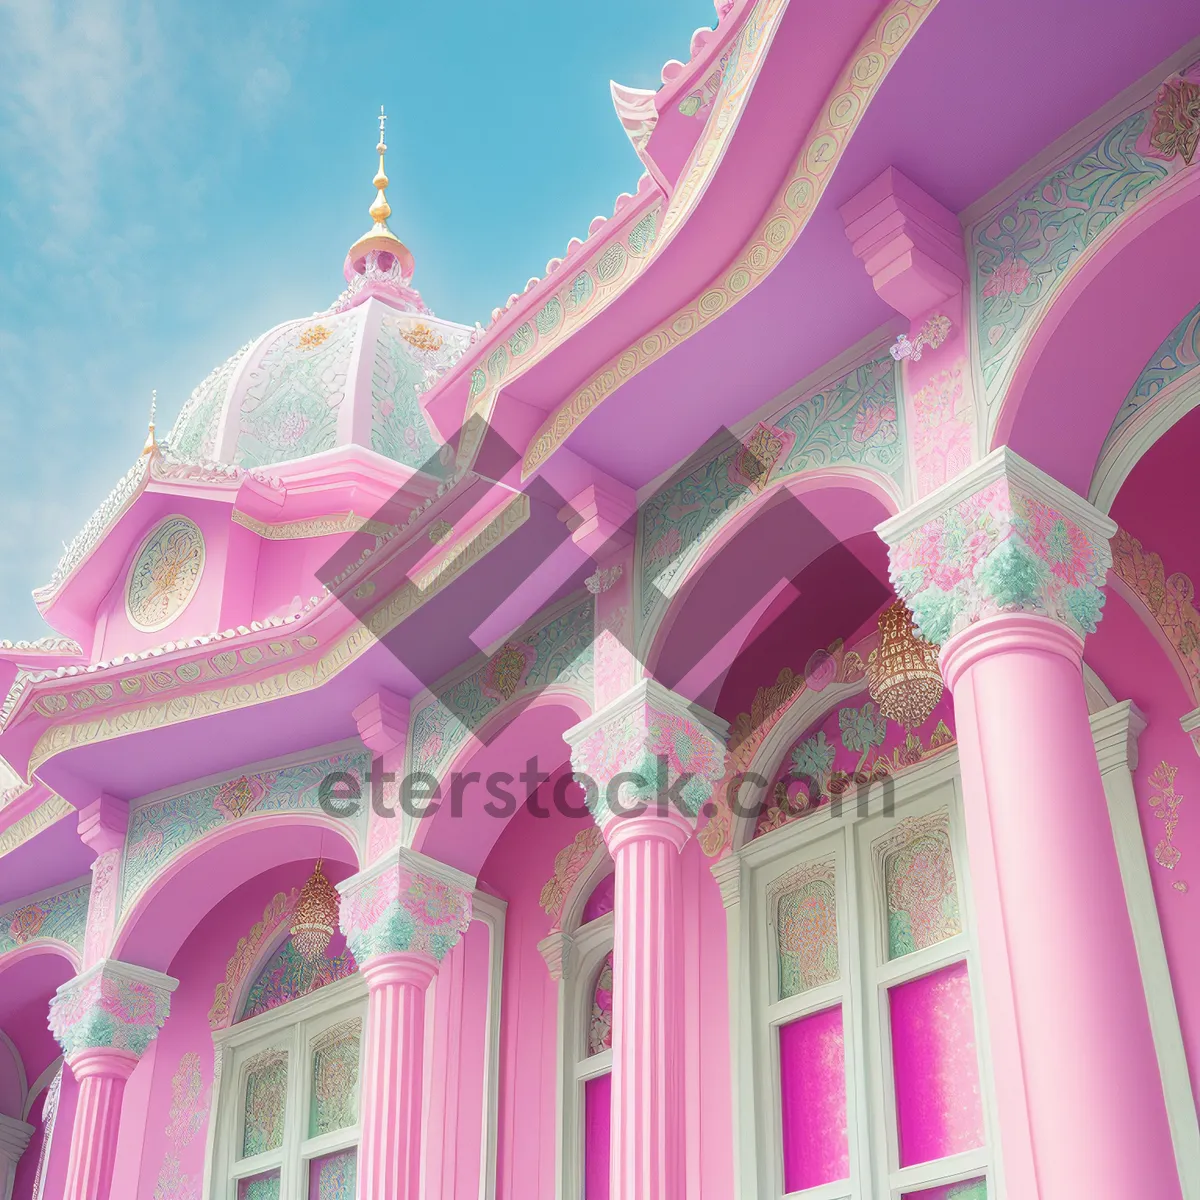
{"left": 125, "top": 516, "right": 205, "bottom": 632}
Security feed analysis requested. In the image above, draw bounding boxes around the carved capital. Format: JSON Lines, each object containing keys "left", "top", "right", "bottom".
{"left": 537, "top": 930, "right": 575, "bottom": 983}
{"left": 564, "top": 678, "right": 729, "bottom": 831}
{"left": 710, "top": 854, "right": 744, "bottom": 909}
{"left": 338, "top": 848, "right": 474, "bottom": 966}
{"left": 49, "top": 959, "right": 178, "bottom": 1061}
{"left": 877, "top": 446, "right": 1116, "bottom": 647}
{"left": 1091, "top": 700, "right": 1147, "bottom": 775}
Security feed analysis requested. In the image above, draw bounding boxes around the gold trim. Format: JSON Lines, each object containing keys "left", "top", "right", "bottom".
{"left": 521, "top": 0, "right": 937, "bottom": 477}
{"left": 27, "top": 494, "right": 531, "bottom": 774}
{"left": 0, "top": 795, "right": 73, "bottom": 859}
{"left": 231, "top": 510, "right": 394, "bottom": 540}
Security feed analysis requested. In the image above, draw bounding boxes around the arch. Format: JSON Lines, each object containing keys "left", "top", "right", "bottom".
{"left": 0, "top": 940, "right": 80, "bottom": 983}
{"left": 411, "top": 692, "right": 593, "bottom": 878}
{"left": 990, "top": 168, "right": 1200, "bottom": 496}
{"left": 0, "top": 1029, "right": 27, "bottom": 1120}
{"left": 113, "top": 813, "right": 360, "bottom": 973}
{"left": 639, "top": 472, "right": 899, "bottom": 702}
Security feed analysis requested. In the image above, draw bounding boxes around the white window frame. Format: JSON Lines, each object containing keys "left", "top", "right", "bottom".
{"left": 208, "top": 972, "right": 367, "bottom": 1199}
{"left": 730, "top": 749, "right": 999, "bottom": 1200}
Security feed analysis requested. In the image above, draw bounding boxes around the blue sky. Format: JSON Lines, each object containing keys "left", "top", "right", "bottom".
{"left": 0, "top": 0, "right": 714, "bottom": 642}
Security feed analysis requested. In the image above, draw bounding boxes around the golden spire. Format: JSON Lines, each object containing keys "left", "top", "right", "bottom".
{"left": 345, "top": 105, "right": 415, "bottom": 277}
{"left": 141, "top": 389, "right": 158, "bottom": 456}
{"left": 369, "top": 105, "right": 391, "bottom": 227}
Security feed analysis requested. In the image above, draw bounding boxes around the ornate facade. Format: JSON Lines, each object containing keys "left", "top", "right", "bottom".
{"left": 1, "top": 5, "right": 1200, "bottom": 1199}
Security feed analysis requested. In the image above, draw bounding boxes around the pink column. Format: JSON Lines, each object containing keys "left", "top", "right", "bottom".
{"left": 879, "top": 446, "right": 1180, "bottom": 1199}
{"left": 357, "top": 952, "right": 439, "bottom": 1200}
{"left": 567, "top": 679, "right": 728, "bottom": 1200}
{"left": 48, "top": 960, "right": 177, "bottom": 1200}
{"left": 60, "top": 1048, "right": 138, "bottom": 1200}
{"left": 604, "top": 806, "right": 690, "bottom": 1200}
{"left": 338, "top": 848, "right": 475, "bottom": 1200}
{"left": 944, "top": 614, "right": 1178, "bottom": 1198}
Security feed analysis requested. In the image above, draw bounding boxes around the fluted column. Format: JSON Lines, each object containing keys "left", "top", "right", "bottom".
{"left": 879, "top": 446, "right": 1182, "bottom": 1200}
{"left": 567, "top": 679, "right": 727, "bottom": 1200}
{"left": 47, "top": 960, "right": 177, "bottom": 1200}
{"left": 338, "top": 848, "right": 474, "bottom": 1200}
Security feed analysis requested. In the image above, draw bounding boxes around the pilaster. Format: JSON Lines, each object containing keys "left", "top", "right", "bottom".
{"left": 353, "top": 688, "right": 410, "bottom": 863}
{"left": 76, "top": 796, "right": 129, "bottom": 970}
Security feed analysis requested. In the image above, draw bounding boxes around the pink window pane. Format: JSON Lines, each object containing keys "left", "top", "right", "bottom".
{"left": 238, "top": 1170, "right": 281, "bottom": 1200}
{"left": 582, "top": 873, "right": 615, "bottom": 923}
{"left": 902, "top": 1177, "right": 987, "bottom": 1199}
{"left": 890, "top": 961, "right": 984, "bottom": 1167}
{"left": 779, "top": 1005, "right": 849, "bottom": 1191}
{"left": 584, "top": 1072, "right": 612, "bottom": 1200}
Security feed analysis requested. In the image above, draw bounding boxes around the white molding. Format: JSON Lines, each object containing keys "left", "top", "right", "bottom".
{"left": 1090, "top": 372, "right": 1200, "bottom": 513}
{"left": 1091, "top": 701, "right": 1200, "bottom": 1200}
{"left": 21, "top": 1058, "right": 60, "bottom": 1123}
{"left": 335, "top": 844, "right": 477, "bottom": 900}
{"left": 563, "top": 676, "right": 730, "bottom": 750}
{"left": 472, "top": 889, "right": 507, "bottom": 1200}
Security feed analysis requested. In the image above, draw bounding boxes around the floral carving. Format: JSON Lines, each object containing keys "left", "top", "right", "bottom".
{"left": 539, "top": 827, "right": 604, "bottom": 930}
{"left": 885, "top": 460, "right": 1114, "bottom": 647}
{"left": 1147, "top": 761, "right": 1187, "bottom": 888}
{"left": 49, "top": 961, "right": 176, "bottom": 1059}
{"left": 1147, "top": 75, "right": 1200, "bottom": 165}
{"left": 730, "top": 422, "right": 790, "bottom": 492}
{"left": 297, "top": 325, "right": 332, "bottom": 350}
{"left": 165, "top": 1052, "right": 207, "bottom": 1145}
{"left": 585, "top": 564, "right": 623, "bottom": 595}
{"left": 480, "top": 641, "right": 536, "bottom": 702}
{"left": 339, "top": 856, "right": 473, "bottom": 965}
{"left": 0, "top": 880, "right": 88, "bottom": 957}
{"left": 1110, "top": 528, "right": 1200, "bottom": 704}
{"left": 911, "top": 359, "right": 974, "bottom": 496}
{"left": 401, "top": 323, "right": 444, "bottom": 352}
{"left": 890, "top": 314, "right": 951, "bottom": 363}
{"left": 209, "top": 890, "right": 297, "bottom": 1029}
{"left": 125, "top": 517, "right": 205, "bottom": 633}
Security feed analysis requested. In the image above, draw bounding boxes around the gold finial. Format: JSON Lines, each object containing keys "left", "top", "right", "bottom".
{"left": 369, "top": 105, "right": 391, "bottom": 226}
{"left": 141, "top": 389, "right": 158, "bottom": 456}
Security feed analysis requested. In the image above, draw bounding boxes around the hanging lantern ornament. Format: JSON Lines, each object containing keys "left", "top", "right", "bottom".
{"left": 291, "top": 859, "right": 339, "bottom": 962}
{"left": 867, "top": 601, "right": 943, "bottom": 730}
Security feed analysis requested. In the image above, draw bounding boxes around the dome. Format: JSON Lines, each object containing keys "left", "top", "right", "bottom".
{"left": 165, "top": 302, "right": 471, "bottom": 474}
{"left": 165, "top": 109, "right": 473, "bottom": 476}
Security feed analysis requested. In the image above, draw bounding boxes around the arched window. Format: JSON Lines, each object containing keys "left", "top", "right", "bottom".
{"left": 209, "top": 931, "right": 366, "bottom": 1199}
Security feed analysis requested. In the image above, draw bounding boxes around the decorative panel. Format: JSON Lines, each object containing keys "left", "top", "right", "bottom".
{"left": 240, "top": 933, "right": 357, "bottom": 1023}
{"left": 588, "top": 952, "right": 614, "bottom": 1056}
{"left": 890, "top": 961, "right": 984, "bottom": 1168}
{"left": 0, "top": 881, "right": 89, "bottom": 955}
{"left": 371, "top": 314, "right": 456, "bottom": 470}
{"left": 238, "top": 1169, "right": 281, "bottom": 1199}
{"left": 240, "top": 1051, "right": 288, "bottom": 1159}
{"left": 774, "top": 858, "right": 838, "bottom": 1000}
{"left": 122, "top": 749, "right": 370, "bottom": 908}
{"left": 584, "top": 1072, "right": 612, "bottom": 1200}
{"left": 878, "top": 810, "right": 962, "bottom": 959}
{"left": 902, "top": 1180, "right": 987, "bottom": 1200}
{"left": 309, "top": 1018, "right": 362, "bottom": 1137}
{"left": 779, "top": 1006, "right": 849, "bottom": 1192}
{"left": 308, "top": 1148, "right": 357, "bottom": 1200}
{"left": 125, "top": 516, "right": 205, "bottom": 633}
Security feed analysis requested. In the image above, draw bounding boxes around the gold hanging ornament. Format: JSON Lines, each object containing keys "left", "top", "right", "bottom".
{"left": 291, "top": 859, "right": 339, "bottom": 962}
{"left": 867, "top": 601, "right": 943, "bottom": 730}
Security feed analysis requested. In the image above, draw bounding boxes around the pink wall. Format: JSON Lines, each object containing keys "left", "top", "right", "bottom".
{"left": 479, "top": 786, "right": 733, "bottom": 1200}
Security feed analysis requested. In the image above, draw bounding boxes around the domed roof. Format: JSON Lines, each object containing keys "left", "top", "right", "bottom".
{"left": 166, "top": 303, "right": 471, "bottom": 474}
{"left": 165, "top": 110, "right": 474, "bottom": 476}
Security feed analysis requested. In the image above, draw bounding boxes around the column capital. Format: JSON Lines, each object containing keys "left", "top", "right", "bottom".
{"left": 338, "top": 848, "right": 474, "bottom": 966}
{"left": 564, "top": 678, "right": 728, "bottom": 832}
{"left": 877, "top": 445, "right": 1117, "bottom": 647}
{"left": 1091, "top": 699, "right": 1147, "bottom": 775}
{"left": 48, "top": 959, "right": 178, "bottom": 1062}
{"left": 710, "top": 853, "right": 744, "bottom": 909}
{"left": 77, "top": 795, "right": 128, "bottom": 858}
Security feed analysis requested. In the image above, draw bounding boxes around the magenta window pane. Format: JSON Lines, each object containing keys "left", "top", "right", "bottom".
{"left": 891, "top": 961, "right": 984, "bottom": 1167}
{"left": 308, "top": 1148, "right": 356, "bottom": 1199}
{"left": 582, "top": 873, "right": 615, "bottom": 923}
{"left": 779, "top": 1005, "right": 849, "bottom": 1191}
{"left": 584, "top": 1071, "right": 612, "bottom": 1200}
{"left": 902, "top": 1177, "right": 987, "bottom": 1199}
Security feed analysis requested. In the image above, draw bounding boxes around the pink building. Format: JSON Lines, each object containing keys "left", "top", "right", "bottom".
{"left": 2, "top": 3, "right": 1200, "bottom": 1197}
